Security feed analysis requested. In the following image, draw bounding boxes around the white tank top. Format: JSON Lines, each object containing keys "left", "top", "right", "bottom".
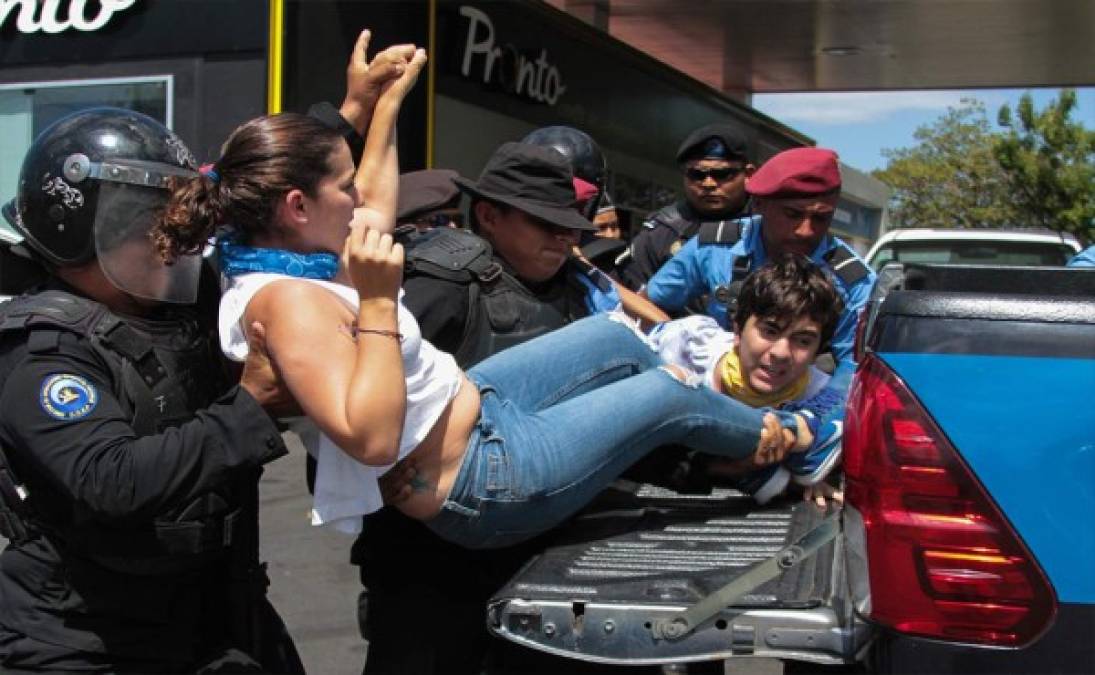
{"left": 219, "top": 272, "right": 463, "bottom": 533}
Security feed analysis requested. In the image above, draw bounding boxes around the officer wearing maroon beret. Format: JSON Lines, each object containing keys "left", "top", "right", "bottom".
{"left": 643, "top": 147, "right": 875, "bottom": 482}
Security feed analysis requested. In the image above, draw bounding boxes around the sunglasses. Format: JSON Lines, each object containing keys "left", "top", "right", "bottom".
{"left": 685, "top": 167, "right": 745, "bottom": 182}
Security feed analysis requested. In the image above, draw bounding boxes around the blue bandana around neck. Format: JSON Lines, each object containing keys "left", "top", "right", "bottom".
{"left": 216, "top": 235, "right": 339, "bottom": 280}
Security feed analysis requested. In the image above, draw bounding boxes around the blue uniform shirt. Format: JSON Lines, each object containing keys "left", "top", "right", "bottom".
{"left": 645, "top": 214, "right": 876, "bottom": 424}
{"left": 573, "top": 264, "right": 622, "bottom": 314}
{"left": 1067, "top": 244, "right": 1095, "bottom": 268}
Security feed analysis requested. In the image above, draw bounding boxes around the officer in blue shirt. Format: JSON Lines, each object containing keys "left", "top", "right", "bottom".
{"left": 1067, "top": 244, "right": 1095, "bottom": 267}
{"left": 645, "top": 147, "right": 876, "bottom": 426}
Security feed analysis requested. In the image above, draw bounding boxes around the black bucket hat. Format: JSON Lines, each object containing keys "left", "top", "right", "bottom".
{"left": 454, "top": 142, "right": 596, "bottom": 231}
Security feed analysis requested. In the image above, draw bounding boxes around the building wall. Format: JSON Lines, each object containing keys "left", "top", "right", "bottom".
{"left": 0, "top": 0, "right": 267, "bottom": 239}
{"left": 0, "top": 57, "right": 266, "bottom": 164}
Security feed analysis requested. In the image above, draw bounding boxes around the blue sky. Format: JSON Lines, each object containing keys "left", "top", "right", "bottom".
{"left": 753, "top": 88, "right": 1095, "bottom": 174}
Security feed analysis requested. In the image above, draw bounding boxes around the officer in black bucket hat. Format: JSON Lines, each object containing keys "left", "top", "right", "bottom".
{"left": 351, "top": 141, "right": 625, "bottom": 675}
{"left": 454, "top": 141, "right": 598, "bottom": 235}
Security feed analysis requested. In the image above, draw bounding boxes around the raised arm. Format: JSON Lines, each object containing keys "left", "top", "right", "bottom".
{"left": 350, "top": 47, "right": 428, "bottom": 234}
{"left": 337, "top": 30, "right": 413, "bottom": 139}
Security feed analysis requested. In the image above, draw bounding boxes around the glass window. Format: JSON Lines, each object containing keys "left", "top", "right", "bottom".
{"left": 870, "top": 245, "right": 895, "bottom": 269}
{"left": 881, "top": 240, "right": 1075, "bottom": 268}
{"left": 0, "top": 78, "right": 170, "bottom": 242}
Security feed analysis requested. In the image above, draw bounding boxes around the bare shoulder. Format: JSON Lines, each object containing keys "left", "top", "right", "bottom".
{"left": 245, "top": 278, "right": 355, "bottom": 332}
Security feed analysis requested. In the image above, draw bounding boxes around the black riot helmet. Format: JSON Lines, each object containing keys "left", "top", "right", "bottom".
{"left": 521, "top": 126, "right": 607, "bottom": 219}
{"left": 2, "top": 107, "right": 202, "bottom": 303}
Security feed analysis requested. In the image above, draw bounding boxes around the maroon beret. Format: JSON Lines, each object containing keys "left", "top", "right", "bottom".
{"left": 746, "top": 147, "right": 841, "bottom": 198}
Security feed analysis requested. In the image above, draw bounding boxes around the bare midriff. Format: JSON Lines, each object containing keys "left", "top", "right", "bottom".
{"left": 394, "top": 374, "right": 481, "bottom": 521}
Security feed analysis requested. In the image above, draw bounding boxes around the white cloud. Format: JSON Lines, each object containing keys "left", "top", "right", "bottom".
{"left": 753, "top": 90, "right": 1007, "bottom": 125}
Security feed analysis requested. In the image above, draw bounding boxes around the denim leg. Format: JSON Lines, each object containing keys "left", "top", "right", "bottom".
{"left": 467, "top": 313, "right": 661, "bottom": 412}
{"left": 433, "top": 367, "right": 798, "bottom": 548}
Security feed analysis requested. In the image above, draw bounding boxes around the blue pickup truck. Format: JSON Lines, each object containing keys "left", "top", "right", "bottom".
{"left": 487, "top": 262, "right": 1095, "bottom": 673}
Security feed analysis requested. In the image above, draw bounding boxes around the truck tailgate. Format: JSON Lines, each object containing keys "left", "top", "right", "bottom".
{"left": 488, "top": 483, "right": 857, "bottom": 665}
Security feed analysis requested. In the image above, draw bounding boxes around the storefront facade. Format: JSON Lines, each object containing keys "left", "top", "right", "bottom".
{"left": 0, "top": 0, "right": 885, "bottom": 246}
{"left": 278, "top": 0, "right": 813, "bottom": 232}
{"left": 0, "top": 0, "right": 269, "bottom": 238}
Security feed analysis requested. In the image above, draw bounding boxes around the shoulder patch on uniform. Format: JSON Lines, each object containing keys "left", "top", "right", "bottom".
{"left": 39, "top": 374, "right": 98, "bottom": 421}
{"left": 823, "top": 246, "right": 871, "bottom": 286}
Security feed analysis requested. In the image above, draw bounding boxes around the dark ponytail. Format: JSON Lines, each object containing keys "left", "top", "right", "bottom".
{"left": 153, "top": 113, "right": 345, "bottom": 262}
{"left": 154, "top": 171, "right": 226, "bottom": 261}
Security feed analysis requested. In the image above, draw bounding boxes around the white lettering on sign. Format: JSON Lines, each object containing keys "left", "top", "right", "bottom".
{"left": 1, "top": 0, "right": 137, "bottom": 35}
{"left": 459, "top": 5, "right": 567, "bottom": 106}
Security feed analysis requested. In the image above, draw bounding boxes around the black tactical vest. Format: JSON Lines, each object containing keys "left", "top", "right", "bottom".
{"left": 0, "top": 290, "right": 245, "bottom": 574}
{"left": 645, "top": 202, "right": 700, "bottom": 241}
{"left": 402, "top": 228, "right": 576, "bottom": 367}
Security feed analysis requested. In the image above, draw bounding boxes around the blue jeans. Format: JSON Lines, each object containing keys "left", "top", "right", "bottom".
{"left": 425, "top": 314, "right": 794, "bottom": 549}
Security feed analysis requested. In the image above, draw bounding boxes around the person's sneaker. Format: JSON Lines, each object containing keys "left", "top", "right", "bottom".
{"left": 785, "top": 418, "right": 843, "bottom": 486}
{"left": 733, "top": 464, "right": 791, "bottom": 505}
{"left": 782, "top": 387, "right": 845, "bottom": 422}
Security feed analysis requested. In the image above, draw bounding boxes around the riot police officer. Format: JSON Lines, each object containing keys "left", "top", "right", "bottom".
{"left": 0, "top": 109, "right": 301, "bottom": 674}
{"left": 615, "top": 123, "right": 755, "bottom": 292}
{"left": 522, "top": 125, "right": 608, "bottom": 219}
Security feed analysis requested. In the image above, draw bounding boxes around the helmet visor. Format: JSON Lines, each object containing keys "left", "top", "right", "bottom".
{"left": 93, "top": 181, "right": 201, "bottom": 304}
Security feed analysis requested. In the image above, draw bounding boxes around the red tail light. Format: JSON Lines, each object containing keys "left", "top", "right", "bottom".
{"left": 844, "top": 354, "right": 1056, "bottom": 647}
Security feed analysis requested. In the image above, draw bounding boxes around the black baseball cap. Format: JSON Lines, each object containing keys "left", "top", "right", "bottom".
{"left": 676, "top": 123, "right": 749, "bottom": 164}
{"left": 454, "top": 142, "right": 596, "bottom": 231}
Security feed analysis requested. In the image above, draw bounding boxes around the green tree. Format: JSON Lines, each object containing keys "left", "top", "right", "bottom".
{"left": 995, "top": 89, "right": 1095, "bottom": 243}
{"left": 873, "top": 99, "right": 1018, "bottom": 229}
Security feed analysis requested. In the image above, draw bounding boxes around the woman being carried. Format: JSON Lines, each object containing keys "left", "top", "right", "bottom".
{"left": 153, "top": 47, "right": 822, "bottom": 550}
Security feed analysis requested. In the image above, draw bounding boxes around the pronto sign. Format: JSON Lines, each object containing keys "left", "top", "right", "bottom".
{"left": 458, "top": 5, "right": 566, "bottom": 106}
{"left": 1, "top": 0, "right": 136, "bottom": 34}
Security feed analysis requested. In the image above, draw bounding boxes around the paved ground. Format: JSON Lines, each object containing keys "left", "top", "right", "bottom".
{"left": 260, "top": 432, "right": 366, "bottom": 675}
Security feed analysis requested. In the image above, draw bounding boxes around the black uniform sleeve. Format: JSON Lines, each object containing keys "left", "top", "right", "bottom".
{"left": 0, "top": 333, "right": 287, "bottom": 524}
{"left": 618, "top": 225, "right": 674, "bottom": 291}
{"left": 402, "top": 276, "right": 470, "bottom": 356}
{"left": 307, "top": 102, "right": 365, "bottom": 166}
